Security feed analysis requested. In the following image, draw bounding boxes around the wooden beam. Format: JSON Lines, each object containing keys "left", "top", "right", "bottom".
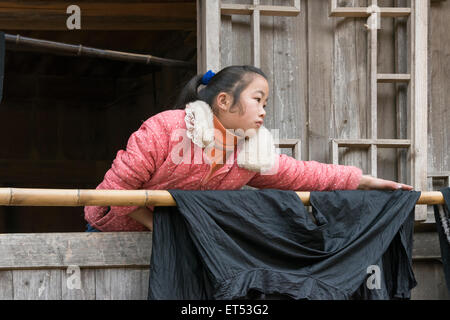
{"left": 332, "top": 139, "right": 411, "bottom": 148}
{"left": 329, "top": 7, "right": 411, "bottom": 18}
{"left": 411, "top": 0, "right": 429, "bottom": 221}
{"left": 0, "top": 2, "right": 196, "bottom": 30}
{"left": 197, "top": 0, "right": 220, "bottom": 73}
{"left": 221, "top": 4, "right": 300, "bottom": 17}
{"left": 0, "top": 232, "right": 152, "bottom": 269}
{"left": 251, "top": 0, "right": 261, "bottom": 67}
{"left": 428, "top": 172, "right": 450, "bottom": 178}
{"left": 276, "top": 139, "right": 301, "bottom": 160}
{"left": 377, "top": 73, "right": 411, "bottom": 83}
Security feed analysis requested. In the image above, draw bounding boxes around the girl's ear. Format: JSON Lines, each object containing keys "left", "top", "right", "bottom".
{"left": 215, "top": 92, "right": 231, "bottom": 112}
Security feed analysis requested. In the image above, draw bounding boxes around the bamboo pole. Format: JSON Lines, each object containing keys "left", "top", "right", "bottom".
{"left": 5, "top": 33, "right": 195, "bottom": 69}
{"left": 0, "top": 188, "right": 444, "bottom": 207}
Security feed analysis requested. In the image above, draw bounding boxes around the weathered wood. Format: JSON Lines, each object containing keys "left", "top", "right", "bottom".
{"left": 61, "top": 268, "right": 96, "bottom": 300}
{"left": 377, "top": 73, "right": 411, "bottom": 82}
{"left": 12, "top": 269, "right": 62, "bottom": 300}
{"left": 308, "top": 0, "right": 335, "bottom": 164}
{"left": 333, "top": 0, "right": 369, "bottom": 175}
{"left": 197, "top": 0, "right": 221, "bottom": 73}
{"left": 332, "top": 139, "right": 411, "bottom": 148}
{"left": 411, "top": 0, "right": 429, "bottom": 221}
{"left": 221, "top": 3, "right": 300, "bottom": 16}
{"left": 429, "top": 0, "right": 450, "bottom": 190}
{"left": 276, "top": 139, "right": 301, "bottom": 160}
{"left": 251, "top": 0, "right": 261, "bottom": 67}
{"left": 273, "top": 0, "right": 306, "bottom": 155}
{"left": 0, "top": 270, "right": 13, "bottom": 299}
{"left": 0, "top": 232, "right": 152, "bottom": 269}
{"left": 0, "top": 1, "right": 196, "bottom": 30}
{"left": 94, "top": 268, "right": 149, "bottom": 300}
{"left": 330, "top": 7, "right": 411, "bottom": 17}
{"left": 411, "top": 261, "right": 450, "bottom": 300}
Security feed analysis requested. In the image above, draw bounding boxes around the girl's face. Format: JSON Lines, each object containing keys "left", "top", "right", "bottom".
{"left": 215, "top": 75, "right": 269, "bottom": 134}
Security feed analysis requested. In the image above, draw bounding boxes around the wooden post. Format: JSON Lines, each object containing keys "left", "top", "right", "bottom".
{"left": 410, "top": 0, "right": 429, "bottom": 221}
{"left": 197, "top": 0, "right": 221, "bottom": 73}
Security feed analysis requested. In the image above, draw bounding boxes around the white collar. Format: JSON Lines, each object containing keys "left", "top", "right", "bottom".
{"left": 184, "top": 100, "right": 277, "bottom": 174}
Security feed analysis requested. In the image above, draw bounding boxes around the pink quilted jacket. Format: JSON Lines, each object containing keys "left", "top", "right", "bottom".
{"left": 85, "top": 103, "right": 362, "bottom": 232}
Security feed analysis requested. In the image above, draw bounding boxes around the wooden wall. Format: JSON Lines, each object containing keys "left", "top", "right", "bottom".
{"left": 219, "top": 0, "right": 449, "bottom": 299}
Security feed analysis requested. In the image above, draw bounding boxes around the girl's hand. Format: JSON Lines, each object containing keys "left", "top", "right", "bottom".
{"left": 357, "top": 175, "right": 413, "bottom": 191}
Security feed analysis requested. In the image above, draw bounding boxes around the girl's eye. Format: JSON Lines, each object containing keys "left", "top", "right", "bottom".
{"left": 255, "top": 98, "right": 261, "bottom": 102}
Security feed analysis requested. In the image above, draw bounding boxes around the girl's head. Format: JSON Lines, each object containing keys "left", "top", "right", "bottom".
{"left": 175, "top": 65, "right": 269, "bottom": 132}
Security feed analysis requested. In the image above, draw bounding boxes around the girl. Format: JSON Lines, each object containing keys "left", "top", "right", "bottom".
{"left": 84, "top": 65, "right": 412, "bottom": 232}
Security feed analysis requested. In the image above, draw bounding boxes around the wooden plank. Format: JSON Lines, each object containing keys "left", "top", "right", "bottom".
{"left": 333, "top": 0, "right": 369, "bottom": 175}
{"left": 428, "top": 172, "right": 450, "bottom": 178}
{"left": 0, "top": 232, "right": 152, "bottom": 269}
{"left": 411, "top": 0, "right": 429, "bottom": 221}
{"left": 0, "top": 270, "right": 13, "bottom": 299}
{"left": 377, "top": 73, "right": 411, "bottom": 82}
{"left": 333, "top": 139, "right": 411, "bottom": 148}
{"left": 198, "top": 0, "right": 221, "bottom": 73}
{"left": 329, "top": 7, "right": 411, "bottom": 17}
{"left": 307, "top": 0, "right": 335, "bottom": 164}
{"left": 221, "top": 4, "right": 300, "bottom": 16}
{"left": 376, "top": 0, "right": 399, "bottom": 182}
{"left": 251, "top": 1, "right": 261, "bottom": 67}
{"left": 12, "top": 269, "right": 62, "bottom": 300}
{"left": 231, "top": 0, "right": 252, "bottom": 66}
{"left": 429, "top": 0, "right": 450, "bottom": 189}
{"left": 220, "top": 14, "right": 233, "bottom": 68}
{"left": 0, "top": 2, "right": 196, "bottom": 30}
{"left": 395, "top": 0, "right": 409, "bottom": 187}
{"left": 95, "top": 268, "right": 149, "bottom": 300}
{"left": 61, "top": 267, "right": 96, "bottom": 300}
{"left": 411, "top": 262, "right": 450, "bottom": 300}
{"left": 273, "top": 0, "right": 307, "bottom": 157}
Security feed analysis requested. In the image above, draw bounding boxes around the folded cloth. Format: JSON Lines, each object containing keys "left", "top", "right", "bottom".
{"left": 433, "top": 187, "right": 450, "bottom": 295}
{"left": 148, "top": 189, "right": 420, "bottom": 300}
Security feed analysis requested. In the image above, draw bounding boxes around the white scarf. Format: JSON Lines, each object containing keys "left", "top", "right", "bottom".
{"left": 184, "top": 100, "right": 278, "bottom": 174}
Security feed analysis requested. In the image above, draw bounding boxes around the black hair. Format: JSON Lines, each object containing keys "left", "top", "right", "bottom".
{"left": 173, "top": 65, "right": 268, "bottom": 115}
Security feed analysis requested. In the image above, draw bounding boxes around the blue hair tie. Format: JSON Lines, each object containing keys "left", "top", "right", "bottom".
{"left": 201, "top": 70, "right": 215, "bottom": 85}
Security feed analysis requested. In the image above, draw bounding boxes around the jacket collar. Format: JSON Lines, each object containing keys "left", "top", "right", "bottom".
{"left": 184, "top": 100, "right": 277, "bottom": 173}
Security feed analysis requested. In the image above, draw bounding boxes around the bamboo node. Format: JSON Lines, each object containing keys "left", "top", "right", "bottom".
{"left": 77, "top": 45, "right": 83, "bottom": 56}
{"left": 15, "top": 34, "right": 20, "bottom": 45}
{"left": 77, "top": 189, "right": 81, "bottom": 206}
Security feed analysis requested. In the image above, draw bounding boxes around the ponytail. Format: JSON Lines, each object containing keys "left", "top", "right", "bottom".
{"left": 173, "top": 74, "right": 203, "bottom": 110}
{"left": 173, "top": 65, "right": 268, "bottom": 114}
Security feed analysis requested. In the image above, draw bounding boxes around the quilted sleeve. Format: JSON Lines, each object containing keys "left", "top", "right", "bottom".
{"left": 247, "top": 153, "right": 363, "bottom": 191}
{"left": 85, "top": 113, "right": 169, "bottom": 217}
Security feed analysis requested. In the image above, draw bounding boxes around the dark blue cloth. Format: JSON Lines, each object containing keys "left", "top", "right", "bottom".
{"left": 85, "top": 223, "right": 100, "bottom": 232}
{"left": 148, "top": 189, "right": 420, "bottom": 300}
{"left": 433, "top": 187, "right": 450, "bottom": 294}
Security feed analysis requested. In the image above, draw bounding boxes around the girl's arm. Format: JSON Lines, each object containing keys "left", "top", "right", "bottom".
{"left": 128, "top": 207, "right": 154, "bottom": 231}
{"left": 247, "top": 154, "right": 412, "bottom": 191}
{"left": 247, "top": 154, "right": 362, "bottom": 191}
{"left": 85, "top": 113, "right": 169, "bottom": 223}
